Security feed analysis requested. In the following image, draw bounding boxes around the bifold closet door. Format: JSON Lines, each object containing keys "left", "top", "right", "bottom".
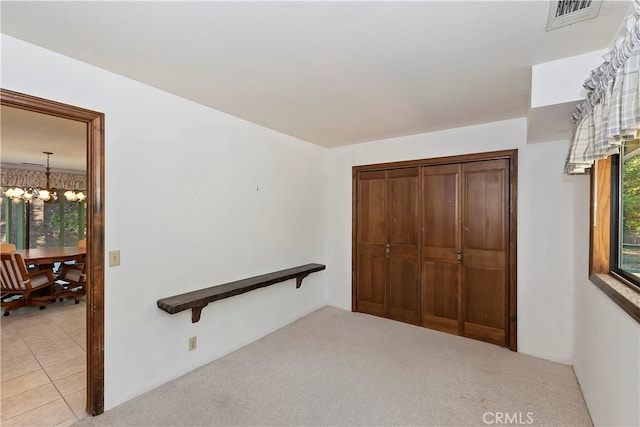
{"left": 422, "top": 164, "right": 461, "bottom": 335}
{"left": 387, "top": 168, "right": 420, "bottom": 325}
{"left": 461, "top": 159, "right": 509, "bottom": 346}
{"left": 355, "top": 168, "right": 420, "bottom": 325}
{"left": 355, "top": 170, "right": 387, "bottom": 317}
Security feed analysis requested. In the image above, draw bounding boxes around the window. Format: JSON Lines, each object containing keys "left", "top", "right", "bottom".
{"left": 0, "top": 193, "right": 86, "bottom": 249}
{"left": 611, "top": 142, "right": 640, "bottom": 292}
{"left": 590, "top": 153, "right": 640, "bottom": 322}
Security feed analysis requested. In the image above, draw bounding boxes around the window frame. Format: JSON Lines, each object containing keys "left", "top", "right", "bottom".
{"left": 590, "top": 156, "right": 640, "bottom": 322}
{"left": 609, "top": 153, "right": 640, "bottom": 292}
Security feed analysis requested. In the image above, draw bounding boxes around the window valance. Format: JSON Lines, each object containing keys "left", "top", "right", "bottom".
{"left": 1, "top": 168, "right": 86, "bottom": 191}
{"left": 565, "top": 0, "right": 640, "bottom": 174}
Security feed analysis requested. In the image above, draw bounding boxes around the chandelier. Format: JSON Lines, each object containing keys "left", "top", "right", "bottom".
{"left": 3, "top": 152, "right": 86, "bottom": 203}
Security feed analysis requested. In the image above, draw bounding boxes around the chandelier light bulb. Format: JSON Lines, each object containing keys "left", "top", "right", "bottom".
{"left": 39, "top": 189, "right": 51, "bottom": 200}
{"left": 63, "top": 190, "right": 85, "bottom": 202}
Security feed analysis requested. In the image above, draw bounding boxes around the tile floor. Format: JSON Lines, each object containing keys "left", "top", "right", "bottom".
{"left": 1, "top": 298, "right": 87, "bottom": 426}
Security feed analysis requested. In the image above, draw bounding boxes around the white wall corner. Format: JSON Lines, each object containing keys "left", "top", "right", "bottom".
{"left": 527, "top": 50, "right": 606, "bottom": 144}
{"left": 531, "top": 50, "right": 606, "bottom": 109}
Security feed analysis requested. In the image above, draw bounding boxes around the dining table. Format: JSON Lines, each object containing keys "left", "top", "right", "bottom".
{"left": 17, "top": 246, "right": 86, "bottom": 266}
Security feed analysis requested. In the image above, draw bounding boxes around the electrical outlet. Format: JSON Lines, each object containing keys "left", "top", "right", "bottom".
{"left": 189, "top": 336, "right": 197, "bottom": 351}
{"left": 108, "top": 250, "right": 120, "bottom": 267}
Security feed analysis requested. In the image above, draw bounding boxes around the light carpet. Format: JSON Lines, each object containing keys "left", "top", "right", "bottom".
{"left": 76, "top": 306, "right": 591, "bottom": 426}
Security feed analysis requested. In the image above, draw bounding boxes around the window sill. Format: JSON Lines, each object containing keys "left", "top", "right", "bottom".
{"left": 589, "top": 274, "right": 640, "bottom": 324}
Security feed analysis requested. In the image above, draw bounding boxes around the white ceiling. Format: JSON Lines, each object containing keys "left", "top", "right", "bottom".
{"left": 1, "top": 106, "right": 86, "bottom": 171}
{"left": 0, "top": 1, "right": 631, "bottom": 151}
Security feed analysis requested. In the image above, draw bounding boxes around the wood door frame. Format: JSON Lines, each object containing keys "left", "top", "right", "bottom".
{"left": 1, "top": 89, "right": 105, "bottom": 414}
{"left": 352, "top": 149, "right": 518, "bottom": 351}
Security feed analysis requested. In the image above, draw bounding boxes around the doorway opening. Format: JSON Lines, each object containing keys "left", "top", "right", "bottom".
{"left": 1, "top": 89, "right": 105, "bottom": 415}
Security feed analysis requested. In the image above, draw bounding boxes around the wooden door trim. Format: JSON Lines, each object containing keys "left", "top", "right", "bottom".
{"left": 508, "top": 151, "right": 518, "bottom": 351}
{"left": 352, "top": 169, "right": 358, "bottom": 312}
{"left": 1, "top": 89, "right": 105, "bottom": 414}
{"left": 353, "top": 150, "right": 517, "bottom": 173}
{"left": 353, "top": 149, "right": 518, "bottom": 351}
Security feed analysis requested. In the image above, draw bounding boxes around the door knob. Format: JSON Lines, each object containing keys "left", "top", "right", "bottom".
{"left": 457, "top": 249, "right": 462, "bottom": 264}
{"left": 386, "top": 243, "right": 390, "bottom": 258}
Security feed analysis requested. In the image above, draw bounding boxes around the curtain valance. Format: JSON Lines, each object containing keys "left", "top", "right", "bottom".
{"left": 565, "top": 0, "right": 640, "bottom": 174}
{"left": 1, "top": 168, "right": 86, "bottom": 191}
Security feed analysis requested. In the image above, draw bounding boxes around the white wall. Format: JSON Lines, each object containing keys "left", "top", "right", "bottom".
{"left": 531, "top": 45, "right": 640, "bottom": 426}
{"left": 572, "top": 173, "right": 640, "bottom": 427}
{"left": 327, "top": 118, "right": 579, "bottom": 363}
{"left": 574, "top": 276, "right": 640, "bottom": 426}
{"left": 1, "top": 35, "right": 328, "bottom": 409}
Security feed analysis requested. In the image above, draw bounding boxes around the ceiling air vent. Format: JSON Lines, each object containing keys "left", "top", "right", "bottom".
{"left": 546, "top": 0, "right": 603, "bottom": 31}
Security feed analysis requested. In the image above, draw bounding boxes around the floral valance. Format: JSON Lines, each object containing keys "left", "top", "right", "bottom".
{"left": 565, "top": 0, "right": 640, "bottom": 174}
{"left": 1, "top": 168, "right": 86, "bottom": 191}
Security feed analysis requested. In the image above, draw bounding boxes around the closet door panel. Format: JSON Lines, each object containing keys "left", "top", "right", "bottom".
{"left": 464, "top": 162, "right": 506, "bottom": 252}
{"left": 463, "top": 267, "right": 506, "bottom": 344}
{"left": 356, "top": 171, "right": 387, "bottom": 316}
{"left": 389, "top": 257, "right": 419, "bottom": 324}
{"left": 389, "top": 168, "right": 419, "bottom": 245}
{"left": 358, "top": 171, "right": 387, "bottom": 244}
{"left": 357, "top": 248, "right": 386, "bottom": 316}
{"left": 422, "top": 261, "right": 459, "bottom": 333}
{"left": 461, "top": 160, "right": 508, "bottom": 346}
{"left": 388, "top": 168, "right": 420, "bottom": 325}
{"left": 421, "top": 164, "right": 460, "bottom": 333}
{"left": 423, "top": 168, "right": 459, "bottom": 249}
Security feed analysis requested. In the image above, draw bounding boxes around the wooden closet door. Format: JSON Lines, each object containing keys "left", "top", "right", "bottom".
{"left": 461, "top": 159, "right": 509, "bottom": 346}
{"left": 387, "top": 168, "right": 420, "bottom": 325}
{"left": 354, "top": 150, "right": 516, "bottom": 349}
{"left": 421, "top": 164, "right": 461, "bottom": 334}
{"left": 355, "top": 170, "right": 387, "bottom": 317}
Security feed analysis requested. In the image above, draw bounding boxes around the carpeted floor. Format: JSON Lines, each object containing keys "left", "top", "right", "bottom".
{"left": 76, "top": 307, "right": 592, "bottom": 426}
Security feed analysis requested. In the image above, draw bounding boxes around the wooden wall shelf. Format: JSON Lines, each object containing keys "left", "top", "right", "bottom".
{"left": 157, "top": 263, "right": 326, "bottom": 323}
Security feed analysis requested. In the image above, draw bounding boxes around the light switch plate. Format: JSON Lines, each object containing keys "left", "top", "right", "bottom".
{"left": 109, "top": 250, "right": 120, "bottom": 267}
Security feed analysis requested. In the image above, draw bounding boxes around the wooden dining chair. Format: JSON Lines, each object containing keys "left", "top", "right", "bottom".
{"left": 76, "top": 238, "right": 87, "bottom": 266}
{"left": 61, "top": 238, "right": 87, "bottom": 269}
{"left": 0, "top": 243, "right": 17, "bottom": 254}
{"left": 56, "top": 237, "right": 87, "bottom": 303}
{"left": 56, "top": 262, "right": 86, "bottom": 304}
{"left": 0, "top": 252, "right": 56, "bottom": 316}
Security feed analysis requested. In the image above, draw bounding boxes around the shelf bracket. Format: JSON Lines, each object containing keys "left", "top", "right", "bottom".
{"left": 296, "top": 272, "right": 311, "bottom": 289}
{"left": 191, "top": 304, "right": 207, "bottom": 323}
